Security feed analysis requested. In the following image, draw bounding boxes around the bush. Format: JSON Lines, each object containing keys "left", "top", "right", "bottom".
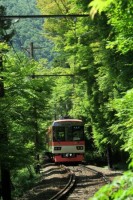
{"left": 12, "top": 166, "right": 40, "bottom": 198}
{"left": 89, "top": 171, "right": 133, "bottom": 200}
{"left": 85, "top": 151, "right": 106, "bottom": 166}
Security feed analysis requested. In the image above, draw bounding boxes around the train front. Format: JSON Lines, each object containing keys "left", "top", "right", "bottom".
{"left": 51, "top": 119, "right": 85, "bottom": 163}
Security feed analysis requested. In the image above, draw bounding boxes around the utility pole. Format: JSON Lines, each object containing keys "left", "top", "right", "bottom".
{"left": 29, "top": 42, "right": 40, "bottom": 162}
{"left": 30, "top": 42, "right": 34, "bottom": 58}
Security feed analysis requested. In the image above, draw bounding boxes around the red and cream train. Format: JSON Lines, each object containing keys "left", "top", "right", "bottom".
{"left": 47, "top": 118, "right": 85, "bottom": 163}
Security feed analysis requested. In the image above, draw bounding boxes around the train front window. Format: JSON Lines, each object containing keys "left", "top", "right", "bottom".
{"left": 53, "top": 124, "right": 84, "bottom": 141}
{"left": 72, "top": 126, "right": 84, "bottom": 141}
{"left": 53, "top": 127, "right": 65, "bottom": 141}
{"left": 66, "top": 126, "right": 84, "bottom": 141}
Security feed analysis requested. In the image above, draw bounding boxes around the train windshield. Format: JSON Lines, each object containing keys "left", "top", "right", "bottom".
{"left": 53, "top": 127, "right": 65, "bottom": 141}
{"left": 53, "top": 125, "right": 84, "bottom": 141}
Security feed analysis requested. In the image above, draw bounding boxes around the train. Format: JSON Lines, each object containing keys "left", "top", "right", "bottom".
{"left": 46, "top": 118, "right": 85, "bottom": 163}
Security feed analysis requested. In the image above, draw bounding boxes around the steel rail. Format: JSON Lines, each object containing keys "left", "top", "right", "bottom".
{"left": 49, "top": 166, "right": 76, "bottom": 200}
{"left": 79, "top": 164, "right": 112, "bottom": 184}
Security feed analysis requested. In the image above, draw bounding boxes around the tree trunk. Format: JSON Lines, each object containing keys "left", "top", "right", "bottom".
{"left": 106, "top": 144, "right": 113, "bottom": 169}
{"left": 1, "top": 166, "right": 11, "bottom": 200}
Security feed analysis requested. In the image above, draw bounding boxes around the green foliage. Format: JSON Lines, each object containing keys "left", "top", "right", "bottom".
{"left": 106, "top": 1, "right": 133, "bottom": 54}
{"left": 69, "top": 79, "right": 90, "bottom": 119}
{"left": 87, "top": 2, "right": 133, "bottom": 197}
{"left": 89, "top": 0, "right": 133, "bottom": 54}
{"left": 89, "top": 171, "right": 133, "bottom": 200}
{"left": 46, "top": 67, "right": 73, "bottom": 119}
{"left": 0, "top": 42, "right": 9, "bottom": 51}
{"left": 110, "top": 89, "right": 133, "bottom": 163}
{"left": 0, "top": 46, "right": 53, "bottom": 170}
{"left": 89, "top": 0, "right": 116, "bottom": 16}
{"left": 12, "top": 166, "right": 40, "bottom": 197}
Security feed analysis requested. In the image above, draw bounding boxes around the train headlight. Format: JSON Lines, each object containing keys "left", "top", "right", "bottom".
{"left": 76, "top": 146, "right": 83, "bottom": 150}
{"left": 54, "top": 147, "right": 61, "bottom": 150}
{"left": 62, "top": 153, "right": 75, "bottom": 158}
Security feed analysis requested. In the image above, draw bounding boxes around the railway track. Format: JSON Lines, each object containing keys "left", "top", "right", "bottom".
{"left": 49, "top": 167, "right": 75, "bottom": 200}
{"left": 20, "top": 163, "right": 122, "bottom": 200}
{"left": 62, "top": 164, "right": 111, "bottom": 200}
{"left": 49, "top": 163, "right": 112, "bottom": 200}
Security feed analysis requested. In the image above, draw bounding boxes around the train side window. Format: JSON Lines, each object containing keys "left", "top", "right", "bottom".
{"left": 53, "top": 127, "right": 56, "bottom": 141}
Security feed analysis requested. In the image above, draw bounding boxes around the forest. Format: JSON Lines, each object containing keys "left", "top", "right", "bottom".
{"left": 0, "top": 0, "right": 133, "bottom": 199}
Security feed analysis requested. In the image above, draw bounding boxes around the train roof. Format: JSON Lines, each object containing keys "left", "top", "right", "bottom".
{"left": 54, "top": 119, "right": 82, "bottom": 122}
{"left": 52, "top": 119, "right": 83, "bottom": 126}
